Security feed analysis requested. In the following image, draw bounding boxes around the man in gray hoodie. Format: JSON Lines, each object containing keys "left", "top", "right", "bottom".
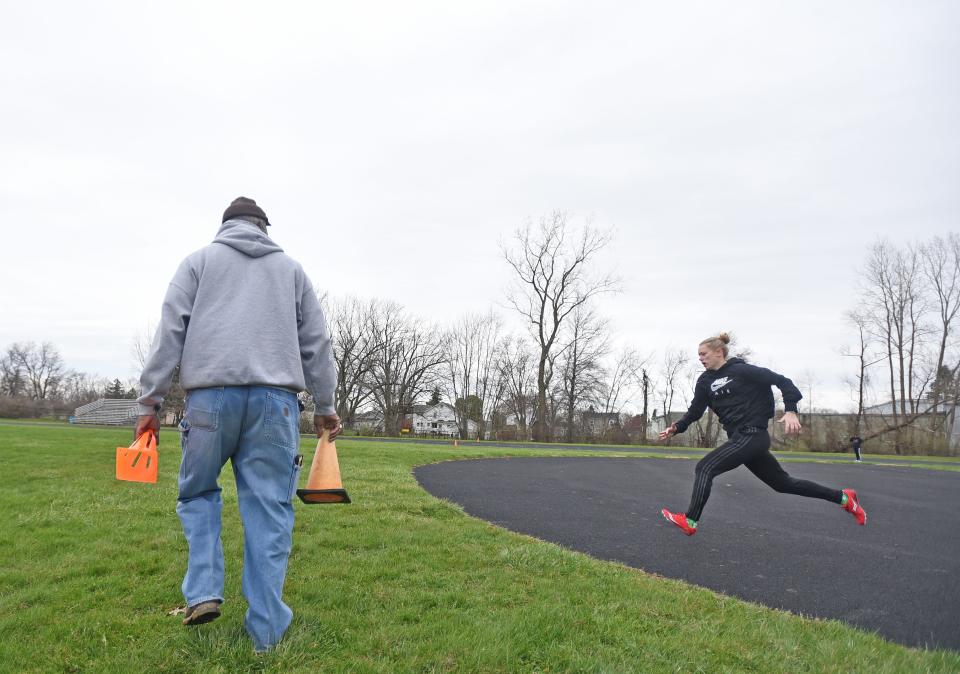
{"left": 135, "top": 196, "right": 339, "bottom": 653}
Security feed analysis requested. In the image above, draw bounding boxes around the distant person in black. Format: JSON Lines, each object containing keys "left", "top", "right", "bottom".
{"left": 850, "top": 436, "right": 863, "bottom": 462}
{"left": 659, "top": 332, "right": 867, "bottom": 536}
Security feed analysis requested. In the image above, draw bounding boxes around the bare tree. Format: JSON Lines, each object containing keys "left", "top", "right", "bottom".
{"left": 367, "top": 302, "right": 446, "bottom": 436}
{"left": 921, "top": 233, "right": 960, "bottom": 419}
{"left": 323, "top": 295, "right": 380, "bottom": 425}
{"left": 692, "top": 409, "right": 722, "bottom": 449}
{"left": 8, "top": 342, "right": 65, "bottom": 400}
{"left": 132, "top": 323, "right": 154, "bottom": 372}
{"left": 0, "top": 346, "right": 27, "bottom": 397}
{"left": 799, "top": 370, "right": 819, "bottom": 415}
{"left": 839, "top": 236, "right": 960, "bottom": 453}
{"left": 796, "top": 369, "right": 821, "bottom": 440}
{"left": 445, "top": 310, "right": 506, "bottom": 439}
{"left": 556, "top": 306, "right": 609, "bottom": 442}
{"left": 862, "top": 240, "right": 930, "bottom": 452}
{"left": 497, "top": 335, "right": 537, "bottom": 440}
{"left": 597, "top": 347, "right": 645, "bottom": 417}
{"left": 841, "top": 310, "right": 873, "bottom": 435}
{"left": 502, "top": 212, "right": 619, "bottom": 441}
{"left": 658, "top": 348, "right": 689, "bottom": 420}
{"left": 61, "top": 370, "right": 108, "bottom": 406}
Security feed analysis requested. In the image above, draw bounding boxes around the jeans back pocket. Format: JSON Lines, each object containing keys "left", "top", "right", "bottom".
{"left": 264, "top": 389, "right": 299, "bottom": 450}
{"left": 184, "top": 388, "right": 223, "bottom": 430}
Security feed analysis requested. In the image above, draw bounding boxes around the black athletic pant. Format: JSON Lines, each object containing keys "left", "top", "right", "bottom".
{"left": 686, "top": 428, "right": 843, "bottom": 521}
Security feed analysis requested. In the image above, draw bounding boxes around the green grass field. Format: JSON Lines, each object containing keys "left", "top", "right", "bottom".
{"left": 1, "top": 423, "right": 958, "bottom": 673}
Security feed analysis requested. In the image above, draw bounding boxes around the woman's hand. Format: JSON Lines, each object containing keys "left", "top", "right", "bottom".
{"left": 658, "top": 424, "right": 677, "bottom": 441}
{"left": 777, "top": 411, "right": 802, "bottom": 435}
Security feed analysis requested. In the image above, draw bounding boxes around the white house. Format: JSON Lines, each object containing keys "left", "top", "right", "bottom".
{"left": 499, "top": 400, "right": 537, "bottom": 437}
{"left": 581, "top": 406, "right": 621, "bottom": 436}
{"left": 407, "top": 402, "right": 478, "bottom": 438}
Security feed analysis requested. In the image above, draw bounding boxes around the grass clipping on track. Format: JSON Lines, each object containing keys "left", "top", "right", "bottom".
{"left": 1, "top": 425, "right": 957, "bottom": 674}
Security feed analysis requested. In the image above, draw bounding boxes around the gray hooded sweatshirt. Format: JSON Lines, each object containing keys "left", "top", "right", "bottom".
{"left": 137, "top": 219, "right": 336, "bottom": 416}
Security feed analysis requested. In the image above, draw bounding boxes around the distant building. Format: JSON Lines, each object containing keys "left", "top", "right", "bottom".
{"left": 645, "top": 410, "right": 688, "bottom": 438}
{"left": 581, "top": 406, "right": 621, "bottom": 436}
{"left": 351, "top": 410, "right": 384, "bottom": 432}
{"left": 497, "top": 400, "right": 537, "bottom": 440}
{"left": 407, "top": 402, "right": 478, "bottom": 438}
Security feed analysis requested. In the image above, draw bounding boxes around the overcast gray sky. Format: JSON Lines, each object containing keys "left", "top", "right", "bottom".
{"left": 2, "top": 1, "right": 958, "bottom": 412}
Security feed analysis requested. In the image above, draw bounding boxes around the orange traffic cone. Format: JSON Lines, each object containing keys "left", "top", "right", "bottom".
{"left": 296, "top": 430, "right": 351, "bottom": 504}
{"left": 453, "top": 438, "right": 459, "bottom": 447}
{"left": 116, "top": 431, "right": 158, "bottom": 483}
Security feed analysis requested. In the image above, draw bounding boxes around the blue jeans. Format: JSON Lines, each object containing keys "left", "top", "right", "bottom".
{"left": 177, "top": 386, "right": 302, "bottom": 652}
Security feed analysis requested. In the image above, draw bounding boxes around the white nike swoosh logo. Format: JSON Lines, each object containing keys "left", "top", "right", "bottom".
{"left": 711, "top": 377, "right": 732, "bottom": 392}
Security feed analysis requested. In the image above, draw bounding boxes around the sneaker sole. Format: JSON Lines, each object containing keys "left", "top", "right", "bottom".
{"left": 183, "top": 607, "right": 221, "bottom": 625}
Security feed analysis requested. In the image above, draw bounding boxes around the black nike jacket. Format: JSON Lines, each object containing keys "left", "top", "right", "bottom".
{"left": 673, "top": 357, "right": 803, "bottom": 437}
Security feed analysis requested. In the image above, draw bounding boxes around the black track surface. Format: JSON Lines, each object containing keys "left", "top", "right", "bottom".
{"left": 337, "top": 434, "right": 960, "bottom": 468}
{"left": 415, "top": 457, "right": 960, "bottom": 651}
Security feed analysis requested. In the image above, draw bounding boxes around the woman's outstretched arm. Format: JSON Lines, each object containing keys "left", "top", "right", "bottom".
{"left": 660, "top": 379, "right": 709, "bottom": 439}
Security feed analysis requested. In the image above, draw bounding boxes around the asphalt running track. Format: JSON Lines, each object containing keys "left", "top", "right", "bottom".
{"left": 415, "top": 456, "right": 960, "bottom": 651}
{"left": 338, "top": 435, "right": 960, "bottom": 469}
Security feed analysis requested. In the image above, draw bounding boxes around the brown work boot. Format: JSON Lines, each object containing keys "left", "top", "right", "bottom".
{"left": 182, "top": 600, "right": 221, "bottom": 625}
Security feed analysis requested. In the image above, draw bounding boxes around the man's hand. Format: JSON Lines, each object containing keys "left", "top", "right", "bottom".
{"left": 658, "top": 424, "right": 677, "bottom": 441}
{"left": 777, "top": 411, "right": 802, "bottom": 435}
{"left": 135, "top": 414, "right": 160, "bottom": 444}
{"left": 315, "top": 413, "right": 343, "bottom": 441}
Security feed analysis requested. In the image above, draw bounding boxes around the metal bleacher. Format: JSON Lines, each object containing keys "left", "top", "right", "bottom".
{"left": 73, "top": 398, "right": 140, "bottom": 426}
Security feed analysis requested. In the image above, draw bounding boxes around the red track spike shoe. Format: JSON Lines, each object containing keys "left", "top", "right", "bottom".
{"left": 842, "top": 489, "right": 867, "bottom": 526}
{"left": 661, "top": 508, "right": 697, "bottom": 536}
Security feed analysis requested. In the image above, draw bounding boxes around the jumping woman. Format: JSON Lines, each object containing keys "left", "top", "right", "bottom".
{"left": 659, "top": 333, "right": 866, "bottom": 536}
